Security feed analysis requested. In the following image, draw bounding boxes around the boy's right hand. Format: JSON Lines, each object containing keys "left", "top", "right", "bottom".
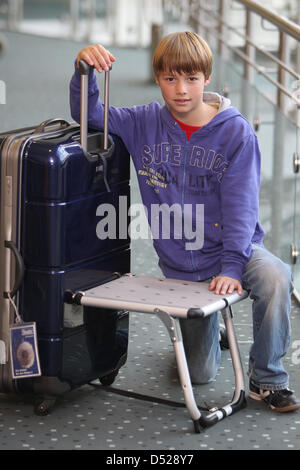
{"left": 76, "top": 44, "right": 116, "bottom": 73}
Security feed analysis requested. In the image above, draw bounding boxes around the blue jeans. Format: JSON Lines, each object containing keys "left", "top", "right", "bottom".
{"left": 179, "top": 244, "right": 293, "bottom": 390}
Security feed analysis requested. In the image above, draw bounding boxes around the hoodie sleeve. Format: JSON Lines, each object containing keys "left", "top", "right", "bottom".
{"left": 219, "top": 131, "right": 261, "bottom": 281}
{"left": 69, "top": 61, "right": 140, "bottom": 152}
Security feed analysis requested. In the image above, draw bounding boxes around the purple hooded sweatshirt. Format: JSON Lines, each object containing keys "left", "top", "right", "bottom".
{"left": 69, "top": 65, "right": 265, "bottom": 282}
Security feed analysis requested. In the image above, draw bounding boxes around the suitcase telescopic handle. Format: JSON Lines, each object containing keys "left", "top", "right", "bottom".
{"left": 78, "top": 59, "right": 114, "bottom": 162}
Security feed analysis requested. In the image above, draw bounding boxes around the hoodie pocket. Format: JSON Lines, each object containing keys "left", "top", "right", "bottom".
{"left": 203, "top": 222, "right": 223, "bottom": 247}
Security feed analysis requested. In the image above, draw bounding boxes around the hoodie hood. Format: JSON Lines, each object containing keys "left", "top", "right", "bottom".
{"left": 161, "top": 92, "right": 241, "bottom": 135}
{"left": 202, "top": 91, "right": 232, "bottom": 113}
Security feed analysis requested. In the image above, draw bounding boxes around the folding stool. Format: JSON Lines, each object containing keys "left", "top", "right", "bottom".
{"left": 71, "top": 274, "right": 248, "bottom": 433}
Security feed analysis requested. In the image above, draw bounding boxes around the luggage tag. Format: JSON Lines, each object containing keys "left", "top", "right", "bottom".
{"left": 10, "top": 321, "right": 41, "bottom": 379}
{"left": 6, "top": 291, "right": 41, "bottom": 379}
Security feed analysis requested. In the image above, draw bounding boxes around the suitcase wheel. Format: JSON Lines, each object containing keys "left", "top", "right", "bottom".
{"left": 99, "top": 370, "right": 119, "bottom": 386}
{"left": 34, "top": 397, "right": 56, "bottom": 416}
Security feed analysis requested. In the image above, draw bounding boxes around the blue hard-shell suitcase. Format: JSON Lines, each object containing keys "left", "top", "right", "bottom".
{"left": 0, "top": 63, "right": 130, "bottom": 414}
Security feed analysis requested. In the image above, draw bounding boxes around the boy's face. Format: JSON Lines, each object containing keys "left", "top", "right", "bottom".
{"left": 155, "top": 70, "right": 210, "bottom": 122}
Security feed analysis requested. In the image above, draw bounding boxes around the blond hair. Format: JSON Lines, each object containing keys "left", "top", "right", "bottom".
{"left": 152, "top": 31, "right": 213, "bottom": 79}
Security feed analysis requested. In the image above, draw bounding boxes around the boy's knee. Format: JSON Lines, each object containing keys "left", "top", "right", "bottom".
{"left": 265, "top": 258, "right": 292, "bottom": 291}
{"left": 255, "top": 256, "right": 293, "bottom": 300}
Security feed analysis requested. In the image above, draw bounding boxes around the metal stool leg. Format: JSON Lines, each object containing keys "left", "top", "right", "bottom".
{"left": 221, "top": 306, "right": 246, "bottom": 404}
{"left": 155, "top": 309, "right": 202, "bottom": 432}
{"left": 155, "top": 305, "right": 247, "bottom": 432}
{"left": 197, "top": 306, "right": 247, "bottom": 427}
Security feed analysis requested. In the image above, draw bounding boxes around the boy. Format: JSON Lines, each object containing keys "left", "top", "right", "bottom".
{"left": 70, "top": 32, "right": 299, "bottom": 412}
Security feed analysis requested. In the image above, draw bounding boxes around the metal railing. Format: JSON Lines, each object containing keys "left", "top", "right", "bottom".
{"left": 1, "top": 1, "right": 299, "bottom": 110}
{"left": 163, "top": 0, "right": 300, "bottom": 121}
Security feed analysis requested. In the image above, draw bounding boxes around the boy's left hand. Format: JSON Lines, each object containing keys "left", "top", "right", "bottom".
{"left": 209, "top": 276, "right": 243, "bottom": 295}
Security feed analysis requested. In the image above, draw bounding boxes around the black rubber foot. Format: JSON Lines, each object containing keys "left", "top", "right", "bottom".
{"left": 193, "top": 420, "right": 201, "bottom": 433}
